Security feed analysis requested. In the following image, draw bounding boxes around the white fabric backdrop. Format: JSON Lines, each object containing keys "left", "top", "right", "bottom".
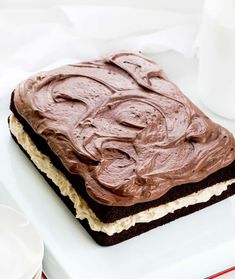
{"left": 0, "top": 0, "right": 204, "bottom": 99}
{"left": 0, "top": 0, "right": 204, "bottom": 12}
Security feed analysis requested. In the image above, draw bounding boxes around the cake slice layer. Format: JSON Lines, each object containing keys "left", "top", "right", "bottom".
{"left": 9, "top": 114, "right": 235, "bottom": 245}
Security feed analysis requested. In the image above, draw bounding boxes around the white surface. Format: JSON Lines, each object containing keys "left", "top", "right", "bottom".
{"left": 198, "top": 0, "right": 235, "bottom": 119}
{"left": 0, "top": 51, "right": 235, "bottom": 279}
{"left": 0, "top": 205, "right": 43, "bottom": 279}
{"left": 0, "top": 1, "right": 235, "bottom": 278}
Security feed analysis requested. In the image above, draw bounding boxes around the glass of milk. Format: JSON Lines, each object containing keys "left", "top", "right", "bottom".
{"left": 0, "top": 205, "right": 44, "bottom": 279}
{"left": 198, "top": 0, "right": 235, "bottom": 119}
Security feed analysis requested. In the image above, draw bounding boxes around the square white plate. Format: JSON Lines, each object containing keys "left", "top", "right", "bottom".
{"left": 0, "top": 51, "right": 235, "bottom": 279}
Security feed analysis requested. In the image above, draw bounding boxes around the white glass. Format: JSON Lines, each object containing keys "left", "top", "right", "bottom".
{"left": 0, "top": 205, "right": 44, "bottom": 279}
{"left": 198, "top": 0, "right": 235, "bottom": 119}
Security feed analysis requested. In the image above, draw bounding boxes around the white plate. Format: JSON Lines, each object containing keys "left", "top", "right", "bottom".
{"left": 0, "top": 51, "right": 235, "bottom": 279}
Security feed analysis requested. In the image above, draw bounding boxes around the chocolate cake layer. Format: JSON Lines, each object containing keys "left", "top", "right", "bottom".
{"left": 10, "top": 130, "right": 235, "bottom": 246}
{"left": 81, "top": 185, "right": 235, "bottom": 246}
{"left": 10, "top": 102, "right": 235, "bottom": 224}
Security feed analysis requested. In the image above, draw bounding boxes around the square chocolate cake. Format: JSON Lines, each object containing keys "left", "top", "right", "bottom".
{"left": 9, "top": 52, "right": 235, "bottom": 246}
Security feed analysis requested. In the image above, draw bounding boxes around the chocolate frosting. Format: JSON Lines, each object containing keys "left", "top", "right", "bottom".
{"left": 13, "top": 52, "right": 235, "bottom": 206}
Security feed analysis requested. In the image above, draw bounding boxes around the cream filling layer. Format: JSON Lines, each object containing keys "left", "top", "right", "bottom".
{"left": 9, "top": 114, "right": 235, "bottom": 236}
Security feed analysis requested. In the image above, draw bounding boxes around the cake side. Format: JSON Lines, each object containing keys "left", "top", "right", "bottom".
{"left": 11, "top": 52, "right": 235, "bottom": 207}
{"left": 9, "top": 114, "right": 235, "bottom": 245}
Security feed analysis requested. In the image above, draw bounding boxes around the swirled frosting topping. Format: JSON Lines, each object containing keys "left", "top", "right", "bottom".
{"left": 13, "top": 52, "right": 235, "bottom": 206}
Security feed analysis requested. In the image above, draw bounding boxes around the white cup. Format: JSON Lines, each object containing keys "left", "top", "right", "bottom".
{"left": 198, "top": 0, "right": 235, "bottom": 120}
{"left": 0, "top": 205, "right": 44, "bottom": 279}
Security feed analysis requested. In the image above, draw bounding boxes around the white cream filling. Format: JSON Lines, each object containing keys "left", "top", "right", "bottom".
{"left": 9, "top": 114, "right": 235, "bottom": 236}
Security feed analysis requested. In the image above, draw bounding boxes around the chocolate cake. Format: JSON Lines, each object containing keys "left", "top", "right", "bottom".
{"left": 9, "top": 52, "right": 235, "bottom": 246}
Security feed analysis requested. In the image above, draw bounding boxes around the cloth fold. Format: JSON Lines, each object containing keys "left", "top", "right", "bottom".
{"left": 0, "top": 5, "right": 200, "bottom": 86}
